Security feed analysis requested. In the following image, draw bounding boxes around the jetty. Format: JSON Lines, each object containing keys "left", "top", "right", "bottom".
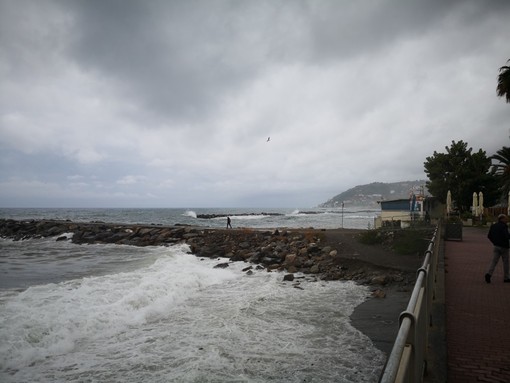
{"left": 0, "top": 218, "right": 417, "bottom": 287}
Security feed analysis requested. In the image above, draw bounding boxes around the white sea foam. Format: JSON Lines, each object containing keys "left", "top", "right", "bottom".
{"left": 0, "top": 243, "right": 385, "bottom": 382}
{"left": 183, "top": 210, "right": 197, "bottom": 218}
{"left": 0, "top": 245, "right": 237, "bottom": 371}
{"left": 56, "top": 232, "right": 74, "bottom": 239}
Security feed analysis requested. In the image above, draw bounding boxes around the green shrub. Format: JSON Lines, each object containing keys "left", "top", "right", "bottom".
{"left": 358, "top": 229, "right": 383, "bottom": 245}
{"left": 358, "top": 228, "right": 433, "bottom": 255}
{"left": 392, "top": 229, "right": 431, "bottom": 255}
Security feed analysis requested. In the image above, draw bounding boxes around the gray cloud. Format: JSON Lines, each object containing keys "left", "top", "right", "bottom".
{"left": 1, "top": 0, "right": 509, "bottom": 208}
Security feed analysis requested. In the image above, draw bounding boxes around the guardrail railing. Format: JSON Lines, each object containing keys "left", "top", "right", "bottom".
{"left": 379, "top": 223, "right": 441, "bottom": 382}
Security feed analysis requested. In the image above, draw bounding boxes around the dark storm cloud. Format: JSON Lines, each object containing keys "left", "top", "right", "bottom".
{"left": 60, "top": 0, "right": 510, "bottom": 123}
{"left": 62, "top": 0, "right": 287, "bottom": 121}
{"left": 1, "top": 0, "right": 509, "bottom": 207}
{"left": 307, "top": 0, "right": 510, "bottom": 60}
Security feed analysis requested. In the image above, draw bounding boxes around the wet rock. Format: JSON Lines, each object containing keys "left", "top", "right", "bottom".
{"left": 284, "top": 254, "right": 297, "bottom": 265}
{"left": 322, "top": 246, "right": 332, "bottom": 254}
{"left": 283, "top": 274, "right": 294, "bottom": 281}
{"left": 371, "top": 275, "right": 389, "bottom": 286}
{"left": 229, "top": 252, "right": 244, "bottom": 262}
{"left": 371, "top": 289, "right": 387, "bottom": 298}
{"left": 307, "top": 243, "right": 321, "bottom": 254}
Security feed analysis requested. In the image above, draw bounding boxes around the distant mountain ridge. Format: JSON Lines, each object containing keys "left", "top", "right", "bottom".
{"left": 319, "top": 180, "right": 428, "bottom": 208}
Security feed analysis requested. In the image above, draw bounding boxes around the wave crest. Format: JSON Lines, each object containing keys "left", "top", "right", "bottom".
{"left": 183, "top": 210, "right": 197, "bottom": 219}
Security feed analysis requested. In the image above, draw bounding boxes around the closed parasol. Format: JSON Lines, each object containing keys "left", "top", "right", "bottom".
{"left": 447, "top": 190, "right": 452, "bottom": 215}
{"left": 478, "top": 192, "right": 484, "bottom": 217}
{"left": 472, "top": 192, "right": 478, "bottom": 216}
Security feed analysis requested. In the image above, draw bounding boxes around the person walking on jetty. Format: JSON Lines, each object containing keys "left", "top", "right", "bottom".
{"left": 226, "top": 216, "right": 232, "bottom": 229}
{"left": 485, "top": 214, "right": 510, "bottom": 283}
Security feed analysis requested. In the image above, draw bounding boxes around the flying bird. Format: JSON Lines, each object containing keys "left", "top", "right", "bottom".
{"left": 267, "top": 137, "right": 270, "bottom": 142}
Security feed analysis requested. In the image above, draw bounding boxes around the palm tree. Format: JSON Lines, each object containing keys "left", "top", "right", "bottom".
{"left": 497, "top": 60, "right": 510, "bottom": 103}
{"left": 491, "top": 146, "right": 510, "bottom": 200}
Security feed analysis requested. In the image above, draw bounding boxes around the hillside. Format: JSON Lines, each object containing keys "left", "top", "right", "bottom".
{"left": 319, "top": 180, "right": 428, "bottom": 208}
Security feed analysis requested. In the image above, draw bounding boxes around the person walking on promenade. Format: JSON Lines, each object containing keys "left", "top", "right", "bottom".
{"left": 226, "top": 216, "right": 232, "bottom": 229}
{"left": 485, "top": 213, "right": 510, "bottom": 283}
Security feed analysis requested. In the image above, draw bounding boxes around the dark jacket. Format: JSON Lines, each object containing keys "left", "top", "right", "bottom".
{"left": 487, "top": 221, "right": 510, "bottom": 248}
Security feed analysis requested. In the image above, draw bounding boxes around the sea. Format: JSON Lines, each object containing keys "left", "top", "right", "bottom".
{"left": 0, "top": 207, "right": 385, "bottom": 383}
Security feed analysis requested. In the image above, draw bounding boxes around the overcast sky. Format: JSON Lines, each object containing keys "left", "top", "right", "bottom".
{"left": 1, "top": 0, "right": 509, "bottom": 208}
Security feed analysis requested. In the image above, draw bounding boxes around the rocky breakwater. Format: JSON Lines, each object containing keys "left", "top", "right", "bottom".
{"left": 0, "top": 219, "right": 414, "bottom": 288}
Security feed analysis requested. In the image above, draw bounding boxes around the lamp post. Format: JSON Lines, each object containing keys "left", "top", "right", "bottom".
{"left": 341, "top": 201, "right": 344, "bottom": 228}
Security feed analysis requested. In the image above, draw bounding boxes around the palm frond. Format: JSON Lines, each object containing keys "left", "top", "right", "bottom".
{"left": 497, "top": 63, "right": 510, "bottom": 102}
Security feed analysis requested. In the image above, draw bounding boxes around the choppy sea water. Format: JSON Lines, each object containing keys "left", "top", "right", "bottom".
{"left": 0, "top": 208, "right": 385, "bottom": 382}
{"left": 0, "top": 207, "right": 379, "bottom": 230}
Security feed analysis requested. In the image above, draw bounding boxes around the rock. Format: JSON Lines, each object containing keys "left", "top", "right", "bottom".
{"left": 322, "top": 246, "right": 332, "bottom": 254}
{"left": 214, "top": 262, "right": 230, "bottom": 269}
{"left": 393, "top": 274, "right": 404, "bottom": 282}
{"left": 47, "top": 225, "right": 64, "bottom": 236}
{"left": 283, "top": 274, "right": 294, "bottom": 281}
{"left": 229, "top": 252, "right": 244, "bottom": 262}
{"left": 284, "top": 254, "right": 297, "bottom": 265}
{"left": 138, "top": 228, "right": 152, "bottom": 235}
{"left": 293, "top": 256, "right": 305, "bottom": 267}
{"left": 248, "top": 252, "right": 264, "bottom": 263}
{"left": 371, "top": 275, "right": 389, "bottom": 286}
{"left": 307, "top": 243, "right": 321, "bottom": 254}
{"left": 262, "top": 256, "right": 279, "bottom": 265}
{"left": 196, "top": 245, "right": 221, "bottom": 258}
{"left": 372, "top": 289, "right": 386, "bottom": 298}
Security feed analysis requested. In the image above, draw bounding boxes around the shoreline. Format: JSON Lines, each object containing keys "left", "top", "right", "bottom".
{"left": 0, "top": 218, "right": 421, "bottom": 355}
{"left": 350, "top": 286, "right": 411, "bottom": 355}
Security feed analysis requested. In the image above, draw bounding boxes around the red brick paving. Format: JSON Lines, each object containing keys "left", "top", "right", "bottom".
{"left": 445, "top": 227, "right": 510, "bottom": 382}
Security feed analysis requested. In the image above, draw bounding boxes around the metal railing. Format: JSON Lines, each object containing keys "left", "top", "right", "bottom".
{"left": 379, "top": 223, "right": 441, "bottom": 382}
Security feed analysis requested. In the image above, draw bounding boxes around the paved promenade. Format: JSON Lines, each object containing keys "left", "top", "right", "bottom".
{"left": 444, "top": 226, "right": 510, "bottom": 382}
